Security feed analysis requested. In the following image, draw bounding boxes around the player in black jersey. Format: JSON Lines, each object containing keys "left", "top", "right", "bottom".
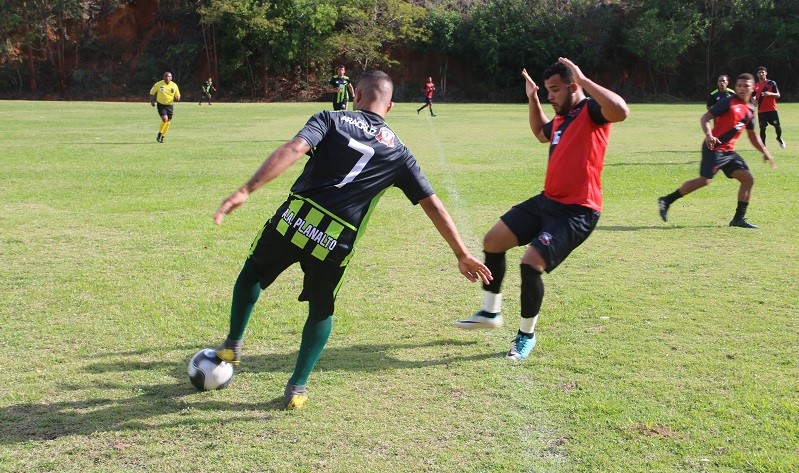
{"left": 707, "top": 75, "right": 734, "bottom": 110}
{"left": 210, "top": 70, "right": 491, "bottom": 409}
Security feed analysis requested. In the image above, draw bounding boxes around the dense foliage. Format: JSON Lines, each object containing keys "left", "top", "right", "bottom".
{"left": 1, "top": 0, "right": 797, "bottom": 101}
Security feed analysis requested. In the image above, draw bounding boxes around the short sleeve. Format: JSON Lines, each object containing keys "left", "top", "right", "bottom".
{"left": 295, "top": 112, "right": 331, "bottom": 149}
{"left": 393, "top": 154, "right": 435, "bottom": 204}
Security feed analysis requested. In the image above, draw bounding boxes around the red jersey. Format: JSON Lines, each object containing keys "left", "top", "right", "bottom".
{"left": 753, "top": 80, "right": 779, "bottom": 112}
{"left": 541, "top": 98, "right": 611, "bottom": 212}
{"left": 708, "top": 96, "right": 755, "bottom": 152}
{"left": 424, "top": 81, "right": 435, "bottom": 99}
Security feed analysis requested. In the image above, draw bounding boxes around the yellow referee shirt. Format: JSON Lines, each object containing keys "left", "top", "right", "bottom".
{"left": 150, "top": 80, "right": 181, "bottom": 105}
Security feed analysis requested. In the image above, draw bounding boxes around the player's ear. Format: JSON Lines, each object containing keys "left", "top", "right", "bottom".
{"left": 569, "top": 82, "right": 579, "bottom": 93}
{"left": 385, "top": 101, "right": 394, "bottom": 115}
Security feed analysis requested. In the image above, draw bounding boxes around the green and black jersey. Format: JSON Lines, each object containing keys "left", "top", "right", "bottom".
{"left": 329, "top": 76, "right": 351, "bottom": 106}
{"left": 265, "top": 110, "right": 434, "bottom": 266}
{"left": 707, "top": 88, "right": 734, "bottom": 109}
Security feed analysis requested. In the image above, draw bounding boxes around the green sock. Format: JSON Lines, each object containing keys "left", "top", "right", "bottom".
{"left": 227, "top": 258, "right": 262, "bottom": 340}
{"left": 288, "top": 303, "right": 332, "bottom": 386}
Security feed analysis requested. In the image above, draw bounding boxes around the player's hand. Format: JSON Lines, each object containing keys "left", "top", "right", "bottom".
{"left": 214, "top": 188, "right": 249, "bottom": 225}
{"left": 150, "top": 102, "right": 155, "bottom": 107}
{"left": 558, "top": 57, "right": 587, "bottom": 85}
{"left": 458, "top": 254, "right": 493, "bottom": 285}
{"left": 704, "top": 134, "right": 720, "bottom": 149}
{"left": 522, "top": 68, "right": 538, "bottom": 100}
{"left": 763, "top": 153, "right": 777, "bottom": 168}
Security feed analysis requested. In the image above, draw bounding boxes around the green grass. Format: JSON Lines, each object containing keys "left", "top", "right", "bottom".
{"left": 1, "top": 99, "right": 797, "bottom": 472}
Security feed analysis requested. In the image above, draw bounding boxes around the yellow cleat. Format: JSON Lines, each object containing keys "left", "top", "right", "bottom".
{"left": 214, "top": 338, "right": 241, "bottom": 366}
{"left": 283, "top": 383, "right": 308, "bottom": 410}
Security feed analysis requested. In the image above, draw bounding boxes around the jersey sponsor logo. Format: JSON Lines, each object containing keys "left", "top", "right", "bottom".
{"left": 538, "top": 232, "right": 553, "bottom": 246}
{"left": 567, "top": 104, "right": 583, "bottom": 117}
{"left": 339, "top": 115, "right": 379, "bottom": 137}
{"left": 375, "top": 127, "right": 396, "bottom": 148}
{"left": 552, "top": 130, "right": 562, "bottom": 145}
{"left": 281, "top": 209, "right": 338, "bottom": 251}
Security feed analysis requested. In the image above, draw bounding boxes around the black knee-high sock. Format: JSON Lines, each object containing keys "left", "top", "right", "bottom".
{"left": 775, "top": 125, "right": 783, "bottom": 142}
{"left": 760, "top": 128, "right": 767, "bottom": 143}
{"left": 520, "top": 264, "right": 544, "bottom": 319}
{"left": 483, "top": 252, "right": 506, "bottom": 293}
{"left": 733, "top": 201, "right": 749, "bottom": 221}
{"left": 663, "top": 189, "right": 683, "bottom": 205}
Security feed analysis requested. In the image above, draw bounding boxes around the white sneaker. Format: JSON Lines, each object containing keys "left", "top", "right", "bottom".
{"left": 779, "top": 139, "right": 786, "bottom": 149}
{"left": 455, "top": 311, "right": 503, "bottom": 329}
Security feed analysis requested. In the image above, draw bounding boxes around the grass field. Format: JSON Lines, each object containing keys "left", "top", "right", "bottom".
{"left": 1, "top": 99, "right": 797, "bottom": 472}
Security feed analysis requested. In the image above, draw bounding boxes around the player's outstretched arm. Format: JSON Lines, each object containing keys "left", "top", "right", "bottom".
{"left": 418, "top": 195, "right": 492, "bottom": 284}
{"left": 558, "top": 57, "right": 629, "bottom": 123}
{"left": 746, "top": 129, "right": 777, "bottom": 168}
{"left": 214, "top": 137, "right": 310, "bottom": 225}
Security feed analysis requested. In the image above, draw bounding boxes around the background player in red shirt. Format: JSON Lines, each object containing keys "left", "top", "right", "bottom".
{"left": 455, "top": 57, "right": 629, "bottom": 361}
{"left": 658, "top": 73, "right": 776, "bottom": 228}
{"left": 753, "top": 66, "right": 785, "bottom": 148}
{"left": 416, "top": 76, "right": 436, "bottom": 116}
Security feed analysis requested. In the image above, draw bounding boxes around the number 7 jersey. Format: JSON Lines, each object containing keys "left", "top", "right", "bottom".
{"left": 267, "top": 109, "right": 434, "bottom": 266}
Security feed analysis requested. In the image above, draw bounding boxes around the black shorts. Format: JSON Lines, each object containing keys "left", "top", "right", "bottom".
{"left": 248, "top": 223, "right": 348, "bottom": 314}
{"left": 758, "top": 110, "right": 780, "bottom": 128}
{"left": 700, "top": 144, "right": 749, "bottom": 179}
{"left": 423, "top": 98, "right": 433, "bottom": 105}
{"left": 332, "top": 102, "right": 347, "bottom": 111}
{"left": 500, "top": 193, "right": 600, "bottom": 272}
{"left": 157, "top": 103, "right": 174, "bottom": 119}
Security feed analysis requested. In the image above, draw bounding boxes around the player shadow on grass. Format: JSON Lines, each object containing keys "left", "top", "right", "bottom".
{"left": 0, "top": 339, "right": 496, "bottom": 443}
{"left": 242, "top": 338, "right": 494, "bottom": 377}
{"left": 597, "top": 224, "right": 720, "bottom": 231}
{"left": 0, "top": 377, "right": 278, "bottom": 445}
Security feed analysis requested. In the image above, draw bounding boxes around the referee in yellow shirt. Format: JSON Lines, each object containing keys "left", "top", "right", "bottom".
{"left": 149, "top": 71, "right": 181, "bottom": 143}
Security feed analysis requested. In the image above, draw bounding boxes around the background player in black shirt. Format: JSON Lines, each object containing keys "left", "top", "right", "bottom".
{"left": 211, "top": 70, "right": 491, "bottom": 409}
{"left": 707, "top": 75, "right": 734, "bottom": 110}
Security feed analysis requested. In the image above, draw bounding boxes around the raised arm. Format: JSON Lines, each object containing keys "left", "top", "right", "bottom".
{"left": 522, "top": 68, "right": 549, "bottom": 143}
{"left": 418, "top": 194, "right": 492, "bottom": 284}
{"left": 558, "top": 57, "right": 629, "bottom": 123}
{"left": 214, "top": 137, "right": 310, "bottom": 224}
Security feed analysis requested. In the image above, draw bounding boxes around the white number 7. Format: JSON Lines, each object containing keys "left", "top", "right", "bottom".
{"left": 335, "top": 138, "right": 375, "bottom": 188}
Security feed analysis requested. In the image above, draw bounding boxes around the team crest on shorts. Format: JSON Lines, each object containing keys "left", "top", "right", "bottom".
{"left": 376, "top": 127, "right": 396, "bottom": 147}
{"left": 538, "top": 232, "right": 553, "bottom": 246}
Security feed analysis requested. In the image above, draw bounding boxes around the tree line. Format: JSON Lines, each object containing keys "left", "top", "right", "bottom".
{"left": 1, "top": 0, "right": 797, "bottom": 102}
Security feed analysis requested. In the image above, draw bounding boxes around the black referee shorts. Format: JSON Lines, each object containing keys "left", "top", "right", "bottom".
{"left": 156, "top": 103, "right": 174, "bottom": 119}
{"left": 500, "top": 193, "right": 599, "bottom": 272}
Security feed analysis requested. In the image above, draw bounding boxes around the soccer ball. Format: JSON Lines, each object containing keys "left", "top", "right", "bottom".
{"left": 188, "top": 348, "right": 234, "bottom": 391}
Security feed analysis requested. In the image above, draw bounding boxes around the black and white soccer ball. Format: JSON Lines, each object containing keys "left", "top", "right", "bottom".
{"left": 188, "top": 348, "right": 234, "bottom": 391}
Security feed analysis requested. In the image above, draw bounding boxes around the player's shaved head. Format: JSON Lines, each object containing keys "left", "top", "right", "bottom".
{"left": 356, "top": 70, "right": 393, "bottom": 104}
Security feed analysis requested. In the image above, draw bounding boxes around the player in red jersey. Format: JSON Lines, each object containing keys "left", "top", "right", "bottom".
{"left": 455, "top": 57, "right": 629, "bottom": 361}
{"left": 658, "top": 73, "right": 776, "bottom": 229}
{"left": 753, "top": 66, "right": 785, "bottom": 148}
{"left": 416, "top": 76, "right": 436, "bottom": 117}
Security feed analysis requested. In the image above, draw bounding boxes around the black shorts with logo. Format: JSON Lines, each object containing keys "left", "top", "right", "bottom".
{"left": 700, "top": 144, "right": 749, "bottom": 179}
{"left": 500, "top": 193, "right": 599, "bottom": 273}
{"left": 156, "top": 103, "right": 174, "bottom": 119}
{"left": 758, "top": 110, "right": 780, "bottom": 128}
{"left": 332, "top": 101, "right": 347, "bottom": 111}
{"left": 248, "top": 222, "right": 348, "bottom": 315}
